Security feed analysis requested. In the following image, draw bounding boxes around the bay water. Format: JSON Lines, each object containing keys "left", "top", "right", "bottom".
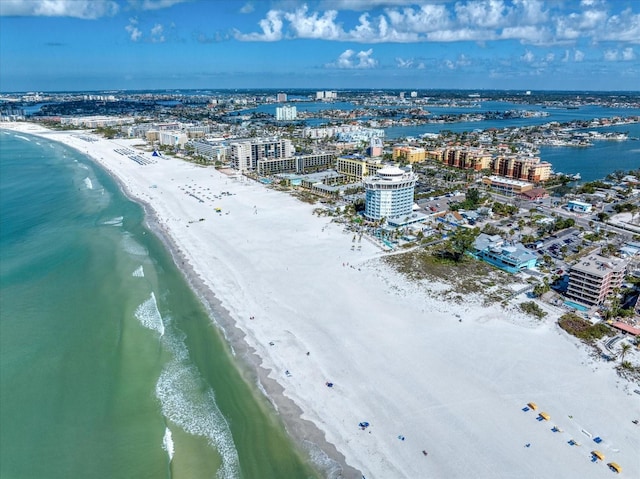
{"left": 0, "top": 131, "right": 318, "bottom": 479}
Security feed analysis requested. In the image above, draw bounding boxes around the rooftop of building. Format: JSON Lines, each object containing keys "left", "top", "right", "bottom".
{"left": 473, "top": 233, "right": 537, "bottom": 264}
{"left": 571, "top": 254, "right": 628, "bottom": 276}
{"left": 485, "top": 175, "right": 534, "bottom": 187}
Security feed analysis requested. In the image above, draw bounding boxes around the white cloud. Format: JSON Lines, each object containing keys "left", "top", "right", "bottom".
{"left": 396, "top": 57, "right": 414, "bottom": 68}
{"left": 500, "top": 25, "right": 551, "bottom": 45}
{"left": 604, "top": 49, "right": 618, "bottom": 61}
{"left": 427, "top": 28, "right": 497, "bottom": 42}
{"left": 455, "top": 0, "right": 508, "bottom": 29}
{"left": 561, "top": 48, "right": 585, "bottom": 62}
{"left": 150, "top": 23, "right": 165, "bottom": 42}
{"left": 0, "top": 0, "right": 119, "bottom": 18}
{"left": 234, "top": 0, "right": 640, "bottom": 47}
{"left": 599, "top": 8, "right": 640, "bottom": 44}
{"left": 622, "top": 47, "right": 636, "bottom": 60}
{"left": 327, "top": 48, "right": 377, "bottom": 68}
{"left": 605, "top": 47, "right": 637, "bottom": 61}
{"left": 235, "top": 10, "right": 283, "bottom": 41}
{"left": 239, "top": 2, "right": 254, "bottom": 14}
{"left": 127, "top": 0, "right": 191, "bottom": 11}
{"left": 443, "top": 54, "right": 472, "bottom": 70}
{"left": 521, "top": 50, "right": 535, "bottom": 63}
{"left": 125, "top": 18, "right": 142, "bottom": 41}
{"left": 320, "top": 0, "right": 419, "bottom": 10}
{"left": 284, "top": 6, "right": 343, "bottom": 40}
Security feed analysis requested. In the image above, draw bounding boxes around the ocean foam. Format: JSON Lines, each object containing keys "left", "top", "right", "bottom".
{"left": 103, "top": 216, "right": 124, "bottom": 227}
{"left": 121, "top": 233, "right": 148, "bottom": 256}
{"left": 162, "top": 427, "right": 175, "bottom": 462}
{"left": 156, "top": 331, "right": 240, "bottom": 479}
{"left": 303, "top": 440, "right": 343, "bottom": 479}
{"left": 132, "top": 265, "right": 145, "bottom": 277}
{"left": 84, "top": 177, "right": 94, "bottom": 190}
{"left": 134, "top": 292, "right": 165, "bottom": 336}
{"left": 14, "top": 134, "right": 31, "bottom": 142}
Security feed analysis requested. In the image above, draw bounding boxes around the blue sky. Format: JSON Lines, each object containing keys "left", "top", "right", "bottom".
{"left": 1, "top": 0, "right": 639, "bottom": 92}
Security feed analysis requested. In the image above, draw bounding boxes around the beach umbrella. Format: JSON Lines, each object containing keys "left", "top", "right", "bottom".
{"left": 591, "top": 450, "right": 604, "bottom": 461}
{"left": 539, "top": 412, "right": 550, "bottom": 421}
{"left": 607, "top": 462, "right": 622, "bottom": 473}
{"left": 527, "top": 402, "right": 538, "bottom": 410}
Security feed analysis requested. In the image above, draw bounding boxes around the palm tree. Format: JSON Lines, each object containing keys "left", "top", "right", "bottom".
{"left": 619, "top": 343, "right": 631, "bottom": 364}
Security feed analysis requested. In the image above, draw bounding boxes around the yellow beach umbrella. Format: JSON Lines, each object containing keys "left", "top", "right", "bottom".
{"left": 607, "top": 462, "right": 622, "bottom": 473}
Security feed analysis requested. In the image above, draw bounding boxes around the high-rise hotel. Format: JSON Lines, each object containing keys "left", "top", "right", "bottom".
{"left": 364, "top": 166, "right": 417, "bottom": 222}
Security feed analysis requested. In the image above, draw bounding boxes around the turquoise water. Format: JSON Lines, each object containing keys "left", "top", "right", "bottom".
{"left": 564, "top": 300, "right": 590, "bottom": 312}
{"left": 0, "top": 131, "right": 318, "bottom": 479}
{"left": 539, "top": 123, "right": 640, "bottom": 182}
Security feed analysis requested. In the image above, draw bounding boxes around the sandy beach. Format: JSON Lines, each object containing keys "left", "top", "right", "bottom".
{"left": 3, "top": 123, "right": 639, "bottom": 479}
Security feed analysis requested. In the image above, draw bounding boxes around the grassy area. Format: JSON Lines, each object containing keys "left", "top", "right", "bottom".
{"left": 383, "top": 247, "right": 522, "bottom": 305}
{"left": 558, "top": 313, "right": 612, "bottom": 342}
{"left": 519, "top": 301, "right": 547, "bottom": 319}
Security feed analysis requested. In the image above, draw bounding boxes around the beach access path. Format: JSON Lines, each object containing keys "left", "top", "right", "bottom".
{"left": 3, "top": 123, "right": 639, "bottom": 479}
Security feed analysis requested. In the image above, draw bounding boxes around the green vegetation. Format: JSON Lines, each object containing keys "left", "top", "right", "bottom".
{"left": 481, "top": 224, "right": 502, "bottom": 236}
{"left": 519, "top": 301, "right": 547, "bottom": 319}
{"left": 450, "top": 188, "right": 482, "bottom": 211}
{"left": 491, "top": 201, "right": 517, "bottom": 217}
{"left": 558, "top": 313, "right": 611, "bottom": 342}
{"left": 436, "top": 227, "right": 480, "bottom": 262}
{"left": 532, "top": 279, "right": 550, "bottom": 297}
{"left": 612, "top": 202, "right": 637, "bottom": 214}
{"left": 578, "top": 180, "right": 609, "bottom": 194}
{"left": 383, "top": 246, "right": 518, "bottom": 304}
{"left": 94, "top": 126, "right": 120, "bottom": 139}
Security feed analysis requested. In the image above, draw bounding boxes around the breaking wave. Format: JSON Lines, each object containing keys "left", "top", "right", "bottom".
{"left": 103, "top": 216, "right": 123, "bottom": 227}
{"left": 157, "top": 329, "right": 240, "bottom": 479}
{"left": 134, "top": 292, "right": 164, "bottom": 336}
{"left": 83, "top": 177, "right": 93, "bottom": 190}
{"left": 121, "top": 233, "right": 148, "bottom": 256}
{"left": 132, "top": 265, "right": 144, "bottom": 277}
{"left": 162, "top": 427, "right": 175, "bottom": 462}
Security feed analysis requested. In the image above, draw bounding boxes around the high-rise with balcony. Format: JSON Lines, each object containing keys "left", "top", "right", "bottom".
{"left": 275, "top": 105, "right": 297, "bottom": 121}
{"left": 566, "top": 254, "right": 627, "bottom": 306}
{"left": 492, "top": 155, "right": 551, "bottom": 182}
{"left": 229, "top": 137, "right": 294, "bottom": 171}
{"left": 364, "top": 166, "right": 416, "bottom": 222}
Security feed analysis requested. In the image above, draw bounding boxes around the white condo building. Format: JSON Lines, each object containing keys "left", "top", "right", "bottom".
{"left": 229, "top": 137, "right": 295, "bottom": 171}
{"left": 275, "top": 105, "right": 297, "bottom": 121}
{"left": 364, "top": 166, "right": 417, "bottom": 221}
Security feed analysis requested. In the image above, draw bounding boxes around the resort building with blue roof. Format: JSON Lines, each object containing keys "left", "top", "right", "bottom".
{"left": 472, "top": 233, "right": 538, "bottom": 273}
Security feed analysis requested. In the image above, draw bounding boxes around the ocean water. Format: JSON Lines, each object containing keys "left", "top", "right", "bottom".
{"left": 0, "top": 131, "right": 318, "bottom": 479}
{"left": 539, "top": 122, "right": 640, "bottom": 182}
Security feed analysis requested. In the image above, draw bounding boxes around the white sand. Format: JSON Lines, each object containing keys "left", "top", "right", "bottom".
{"left": 3, "top": 123, "right": 639, "bottom": 478}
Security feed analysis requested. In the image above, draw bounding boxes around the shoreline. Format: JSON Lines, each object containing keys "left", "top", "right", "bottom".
{"left": 2, "top": 122, "right": 639, "bottom": 479}
{"left": 143, "top": 197, "right": 359, "bottom": 478}
{"left": 0, "top": 123, "right": 359, "bottom": 478}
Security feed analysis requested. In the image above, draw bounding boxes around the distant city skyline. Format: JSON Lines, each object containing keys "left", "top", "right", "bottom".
{"left": 1, "top": 0, "right": 639, "bottom": 92}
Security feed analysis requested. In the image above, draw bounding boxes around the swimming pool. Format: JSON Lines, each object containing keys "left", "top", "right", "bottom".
{"left": 564, "top": 300, "right": 589, "bottom": 312}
